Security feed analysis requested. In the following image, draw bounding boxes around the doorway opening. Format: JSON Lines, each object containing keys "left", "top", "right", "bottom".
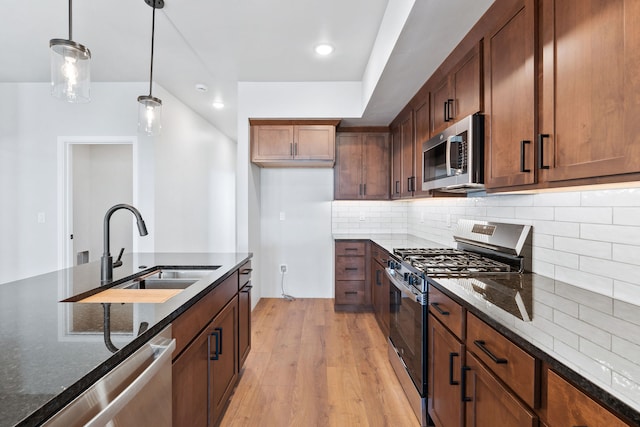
{"left": 57, "top": 137, "right": 139, "bottom": 269}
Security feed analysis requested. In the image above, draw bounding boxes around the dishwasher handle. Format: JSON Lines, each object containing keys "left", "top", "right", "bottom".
{"left": 84, "top": 338, "right": 176, "bottom": 427}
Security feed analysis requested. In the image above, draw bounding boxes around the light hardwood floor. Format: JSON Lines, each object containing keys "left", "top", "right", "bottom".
{"left": 220, "top": 298, "right": 418, "bottom": 427}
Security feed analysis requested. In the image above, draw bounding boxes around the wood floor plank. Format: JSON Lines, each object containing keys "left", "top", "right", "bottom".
{"left": 220, "top": 298, "right": 418, "bottom": 427}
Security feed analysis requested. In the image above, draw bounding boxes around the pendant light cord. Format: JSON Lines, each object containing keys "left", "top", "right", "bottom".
{"left": 148, "top": 2, "right": 156, "bottom": 97}
{"left": 68, "top": 0, "right": 73, "bottom": 40}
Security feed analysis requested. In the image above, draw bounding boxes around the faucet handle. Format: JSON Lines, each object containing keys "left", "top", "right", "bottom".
{"left": 113, "top": 248, "right": 125, "bottom": 268}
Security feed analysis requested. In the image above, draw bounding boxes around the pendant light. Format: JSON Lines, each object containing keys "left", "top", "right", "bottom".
{"left": 138, "top": 0, "right": 164, "bottom": 135}
{"left": 49, "top": 0, "right": 91, "bottom": 103}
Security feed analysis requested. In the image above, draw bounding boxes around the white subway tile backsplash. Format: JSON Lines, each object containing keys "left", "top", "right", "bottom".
{"left": 580, "top": 305, "right": 640, "bottom": 347}
{"left": 534, "top": 191, "right": 582, "bottom": 206}
{"left": 555, "top": 266, "right": 613, "bottom": 297}
{"left": 614, "top": 207, "right": 640, "bottom": 225}
{"left": 581, "top": 224, "right": 640, "bottom": 246}
{"left": 554, "top": 311, "right": 611, "bottom": 349}
{"left": 555, "top": 207, "right": 612, "bottom": 224}
{"left": 554, "top": 340, "right": 612, "bottom": 385}
{"left": 554, "top": 236, "right": 611, "bottom": 259}
{"left": 581, "top": 338, "right": 640, "bottom": 384}
{"left": 580, "top": 257, "right": 640, "bottom": 286}
{"left": 581, "top": 188, "right": 640, "bottom": 207}
{"left": 332, "top": 186, "right": 640, "bottom": 301}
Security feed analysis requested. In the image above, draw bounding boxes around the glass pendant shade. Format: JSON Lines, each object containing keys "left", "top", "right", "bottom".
{"left": 137, "top": 95, "right": 162, "bottom": 135}
{"left": 49, "top": 0, "right": 91, "bottom": 103}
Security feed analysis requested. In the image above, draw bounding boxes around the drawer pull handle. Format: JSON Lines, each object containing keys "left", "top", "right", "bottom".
{"left": 449, "top": 352, "right": 460, "bottom": 385}
{"left": 474, "top": 340, "right": 507, "bottom": 364}
{"left": 520, "top": 140, "right": 531, "bottom": 173}
{"left": 345, "top": 267, "right": 359, "bottom": 271}
{"left": 208, "top": 328, "right": 222, "bottom": 361}
{"left": 241, "top": 285, "right": 253, "bottom": 293}
{"left": 345, "top": 291, "right": 358, "bottom": 295}
{"left": 345, "top": 247, "right": 359, "bottom": 251}
{"left": 431, "top": 302, "right": 450, "bottom": 316}
{"left": 461, "top": 366, "right": 472, "bottom": 402}
{"left": 241, "top": 268, "right": 253, "bottom": 274}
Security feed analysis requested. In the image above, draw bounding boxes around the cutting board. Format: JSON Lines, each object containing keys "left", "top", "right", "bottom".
{"left": 78, "top": 288, "right": 183, "bottom": 304}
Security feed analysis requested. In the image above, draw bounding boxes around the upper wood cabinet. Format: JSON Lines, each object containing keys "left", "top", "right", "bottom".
{"left": 390, "top": 109, "right": 415, "bottom": 199}
{"left": 484, "top": 0, "right": 537, "bottom": 189}
{"left": 430, "top": 44, "right": 483, "bottom": 136}
{"left": 413, "top": 100, "right": 431, "bottom": 198}
{"left": 334, "top": 131, "right": 390, "bottom": 200}
{"left": 539, "top": 0, "right": 640, "bottom": 183}
{"left": 250, "top": 120, "right": 340, "bottom": 167}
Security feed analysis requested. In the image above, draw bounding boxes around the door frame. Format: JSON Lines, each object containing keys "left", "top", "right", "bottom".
{"left": 57, "top": 136, "right": 139, "bottom": 269}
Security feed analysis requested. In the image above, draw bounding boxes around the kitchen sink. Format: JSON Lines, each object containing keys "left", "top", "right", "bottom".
{"left": 116, "top": 268, "right": 219, "bottom": 290}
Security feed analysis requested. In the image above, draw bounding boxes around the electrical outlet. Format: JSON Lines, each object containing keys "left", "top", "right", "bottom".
{"left": 445, "top": 213, "right": 451, "bottom": 227}
{"left": 419, "top": 211, "right": 425, "bottom": 223}
{"left": 359, "top": 211, "right": 366, "bottom": 221}
{"left": 280, "top": 264, "right": 287, "bottom": 273}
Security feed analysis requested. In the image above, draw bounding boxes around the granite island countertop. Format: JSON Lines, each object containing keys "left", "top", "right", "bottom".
{"left": 0, "top": 252, "right": 251, "bottom": 427}
{"left": 335, "top": 233, "right": 640, "bottom": 425}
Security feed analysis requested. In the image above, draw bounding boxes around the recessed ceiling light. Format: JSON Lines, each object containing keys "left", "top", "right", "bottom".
{"left": 195, "top": 83, "right": 208, "bottom": 92}
{"left": 212, "top": 101, "right": 225, "bottom": 109}
{"left": 315, "top": 44, "right": 334, "bottom": 56}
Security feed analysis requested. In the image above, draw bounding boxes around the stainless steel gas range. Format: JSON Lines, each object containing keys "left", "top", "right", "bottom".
{"left": 385, "top": 219, "right": 532, "bottom": 427}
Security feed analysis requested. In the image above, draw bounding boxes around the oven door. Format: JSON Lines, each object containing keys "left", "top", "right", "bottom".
{"left": 386, "top": 268, "right": 427, "bottom": 395}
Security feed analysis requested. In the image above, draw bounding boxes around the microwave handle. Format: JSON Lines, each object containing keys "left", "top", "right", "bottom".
{"left": 445, "top": 135, "right": 454, "bottom": 176}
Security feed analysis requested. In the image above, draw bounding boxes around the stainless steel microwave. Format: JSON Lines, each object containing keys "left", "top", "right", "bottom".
{"left": 421, "top": 113, "right": 484, "bottom": 193}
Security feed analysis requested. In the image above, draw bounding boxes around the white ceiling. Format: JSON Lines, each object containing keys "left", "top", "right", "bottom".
{"left": 1, "top": 0, "right": 494, "bottom": 140}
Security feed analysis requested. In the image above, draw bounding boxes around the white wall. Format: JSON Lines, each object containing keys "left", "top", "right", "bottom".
{"left": 0, "top": 82, "right": 236, "bottom": 285}
{"left": 332, "top": 187, "right": 640, "bottom": 306}
{"left": 260, "top": 168, "right": 334, "bottom": 298}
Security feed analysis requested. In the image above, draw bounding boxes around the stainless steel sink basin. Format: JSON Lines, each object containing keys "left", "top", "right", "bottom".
{"left": 115, "top": 267, "right": 219, "bottom": 290}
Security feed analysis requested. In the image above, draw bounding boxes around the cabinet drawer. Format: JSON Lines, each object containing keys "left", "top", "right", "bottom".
{"left": 429, "top": 285, "right": 464, "bottom": 340}
{"left": 335, "top": 256, "right": 365, "bottom": 280}
{"left": 239, "top": 260, "right": 252, "bottom": 289}
{"left": 172, "top": 272, "right": 238, "bottom": 360}
{"left": 335, "top": 241, "right": 366, "bottom": 256}
{"left": 466, "top": 313, "right": 538, "bottom": 408}
{"left": 546, "top": 370, "right": 629, "bottom": 427}
{"left": 335, "top": 281, "right": 366, "bottom": 305}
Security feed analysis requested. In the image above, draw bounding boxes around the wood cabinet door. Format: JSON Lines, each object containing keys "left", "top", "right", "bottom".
{"left": 546, "top": 370, "right": 629, "bottom": 427}
{"left": 210, "top": 298, "right": 239, "bottom": 426}
{"left": 372, "top": 260, "right": 389, "bottom": 336}
{"left": 238, "top": 283, "right": 252, "bottom": 369}
{"left": 294, "top": 125, "right": 335, "bottom": 160}
{"left": 464, "top": 352, "right": 538, "bottom": 427}
{"left": 431, "top": 76, "right": 452, "bottom": 135}
{"left": 414, "top": 100, "right": 430, "bottom": 197}
{"left": 173, "top": 325, "right": 209, "bottom": 427}
{"left": 429, "top": 315, "right": 464, "bottom": 427}
{"left": 452, "top": 44, "right": 482, "bottom": 121}
{"left": 334, "top": 133, "right": 363, "bottom": 199}
{"left": 252, "top": 125, "right": 294, "bottom": 160}
{"left": 362, "top": 133, "right": 390, "bottom": 199}
{"left": 391, "top": 125, "right": 402, "bottom": 199}
{"left": 400, "top": 111, "right": 415, "bottom": 198}
{"left": 540, "top": 0, "right": 640, "bottom": 182}
{"left": 484, "top": 0, "right": 537, "bottom": 188}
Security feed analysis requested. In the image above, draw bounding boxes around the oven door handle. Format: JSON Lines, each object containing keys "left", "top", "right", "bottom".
{"left": 385, "top": 268, "right": 425, "bottom": 305}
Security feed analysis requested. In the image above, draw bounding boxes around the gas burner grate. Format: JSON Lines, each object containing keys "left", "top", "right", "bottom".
{"left": 393, "top": 248, "right": 512, "bottom": 277}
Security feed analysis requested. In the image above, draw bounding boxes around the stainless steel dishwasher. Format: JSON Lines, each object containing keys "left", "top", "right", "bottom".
{"left": 44, "top": 325, "right": 175, "bottom": 427}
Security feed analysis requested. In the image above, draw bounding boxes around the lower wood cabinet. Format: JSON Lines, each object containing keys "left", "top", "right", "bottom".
{"left": 463, "top": 351, "right": 538, "bottom": 427}
{"left": 335, "top": 240, "right": 370, "bottom": 311}
{"left": 428, "top": 314, "right": 464, "bottom": 427}
{"left": 545, "top": 369, "right": 629, "bottom": 427}
{"left": 371, "top": 244, "right": 390, "bottom": 336}
{"left": 210, "top": 298, "right": 239, "bottom": 425}
{"left": 171, "top": 268, "right": 249, "bottom": 426}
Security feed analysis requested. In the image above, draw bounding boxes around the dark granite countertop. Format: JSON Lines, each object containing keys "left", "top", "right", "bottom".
{"left": 0, "top": 252, "right": 252, "bottom": 427}
{"left": 335, "top": 233, "right": 640, "bottom": 425}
